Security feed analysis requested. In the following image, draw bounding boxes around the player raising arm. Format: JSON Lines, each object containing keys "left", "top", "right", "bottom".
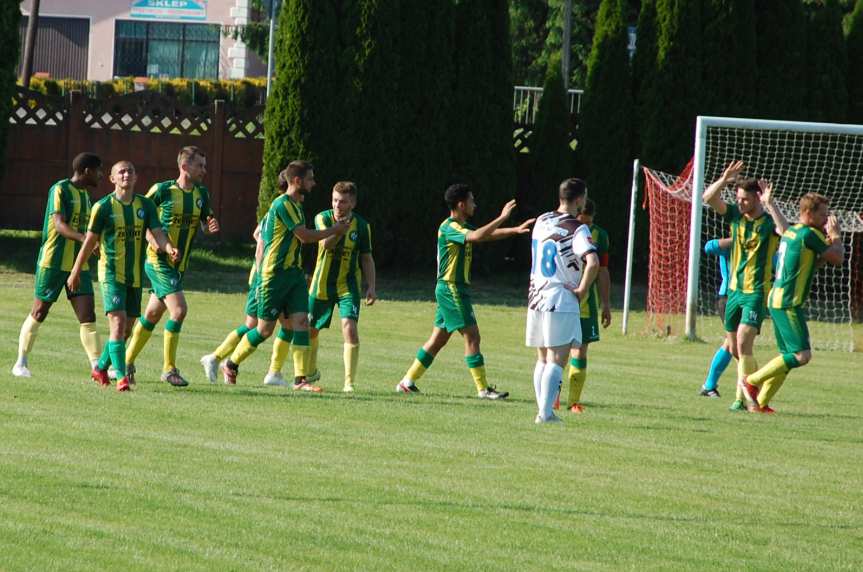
{"left": 741, "top": 193, "right": 844, "bottom": 413}
{"left": 67, "top": 161, "right": 178, "bottom": 392}
{"left": 395, "top": 184, "right": 534, "bottom": 399}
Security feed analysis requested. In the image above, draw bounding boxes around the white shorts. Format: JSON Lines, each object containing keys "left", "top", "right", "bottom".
{"left": 525, "top": 309, "right": 582, "bottom": 348}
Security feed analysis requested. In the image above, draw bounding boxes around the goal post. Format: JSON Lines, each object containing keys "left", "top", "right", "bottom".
{"left": 641, "top": 115, "right": 863, "bottom": 351}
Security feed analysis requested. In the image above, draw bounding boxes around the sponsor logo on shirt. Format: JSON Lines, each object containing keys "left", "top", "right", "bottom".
{"left": 136, "top": 208, "right": 145, "bottom": 219}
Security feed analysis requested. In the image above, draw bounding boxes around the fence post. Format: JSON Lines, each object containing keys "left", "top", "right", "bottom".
{"left": 66, "top": 90, "right": 85, "bottom": 169}
{"left": 210, "top": 99, "right": 226, "bottom": 229}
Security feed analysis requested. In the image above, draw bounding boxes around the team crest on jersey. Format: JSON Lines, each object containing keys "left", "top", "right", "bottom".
{"left": 350, "top": 230, "right": 358, "bottom": 241}
{"left": 136, "top": 208, "right": 145, "bottom": 219}
{"left": 196, "top": 198, "right": 203, "bottom": 208}
{"left": 112, "top": 295, "right": 121, "bottom": 305}
{"left": 270, "top": 308, "right": 278, "bottom": 318}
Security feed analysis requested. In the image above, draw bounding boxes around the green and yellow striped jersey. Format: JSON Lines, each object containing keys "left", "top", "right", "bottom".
{"left": 581, "top": 223, "right": 610, "bottom": 318}
{"left": 88, "top": 193, "right": 160, "bottom": 287}
{"left": 437, "top": 217, "right": 474, "bottom": 286}
{"left": 309, "top": 210, "right": 372, "bottom": 300}
{"left": 259, "top": 194, "right": 305, "bottom": 280}
{"left": 723, "top": 204, "right": 779, "bottom": 296}
{"left": 145, "top": 180, "right": 212, "bottom": 272}
{"left": 37, "top": 179, "right": 92, "bottom": 272}
{"left": 769, "top": 224, "right": 832, "bottom": 309}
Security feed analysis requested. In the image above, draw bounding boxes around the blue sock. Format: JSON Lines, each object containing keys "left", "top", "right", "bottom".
{"left": 703, "top": 346, "right": 733, "bottom": 391}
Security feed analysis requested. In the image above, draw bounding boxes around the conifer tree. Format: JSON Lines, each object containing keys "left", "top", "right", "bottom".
{"left": 754, "top": 0, "right": 808, "bottom": 120}
{"left": 702, "top": 0, "right": 757, "bottom": 117}
{"left": 632, "top": 0, "right": 659, "bottom": 162}
{"left": 579, "top": 0, "right": 633, "bottom": 257}
{"left": 846, "top": 0, "right": 863, "bottom": 122}
{"left": 804, "top": 0, "right": 848, "bottom": 123}
{"left": 530, "top": 57, "right": 572, "bottom": 204}
{"left": 258, "top": 0, "right": 345, "bottom": 219}
{"left": 0, "top": 2, "right": 21, "bottom": 181}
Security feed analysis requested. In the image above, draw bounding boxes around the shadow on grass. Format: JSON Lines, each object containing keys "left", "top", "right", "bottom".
{"left": 0, "top": 230, "right": 648, "bottom": 307}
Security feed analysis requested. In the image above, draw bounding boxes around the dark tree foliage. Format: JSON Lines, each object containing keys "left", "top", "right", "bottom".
{"left": 804, "top": 0, "right": 848, "bottom": 123}
{"left": 641, "top": 0, "right": 704, "bottom": 172}
{"left": 578, "top": 0, "right": 633, "bottom": 261}
{"left": 510, "top": 0, "right": 550, "bottom": 85}
{"left": 845, "top": 0, "right": 863, "bottom": 122}
{"left": 632, "top": 0, "right": 659, "bottom": 162}
{"left": 0, "top": 1, "right": 21, "bottom": 181}
{"left": 701, "top": 0, "right": 757, "bottom": 117}
{"left": 258, "top": 0, "right": 346, "bottom": 220}
{"left": 754, "top": 0, "right": 808, "bottom": 120}
{"left": 530, "top": 57, "right": 573, "bottom": 208}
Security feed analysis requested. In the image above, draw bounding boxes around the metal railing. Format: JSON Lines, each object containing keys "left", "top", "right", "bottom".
{"left": 513, "top": 85, "right": 583, "bottom": 126}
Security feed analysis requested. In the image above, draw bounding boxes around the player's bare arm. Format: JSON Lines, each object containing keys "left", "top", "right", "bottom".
{"left": 703, "top": 160, "right": 744, "bottom": 214}
{"left": 294, "top": 220, "right": 349, "bottom": 244}
{"left": 821, "top": 215, "right": 844, "bottom": 266}
{"left": 66, "top": 231, "right": 100, "bottom": 292}
{"left": 759, "top": 180, "right": 789, "bottom": 235}
{"left": 572, "top": 251, "right": 600, "bottom": 302}
{"left": 51, "top": 213, "right": 86, "bottom": 243}
{"left": 320, "top": 215, "right": 351, "bottom": 250}
{"left": 361, "top": 252, "right": 377, "bottom": 305}
{"left": 717, "top": 237, "right": 732, "bottom": 250}
{"left": 466, "top": 200, "right": 524, "bottom": 242}
{"left": 150, "top": 227, "right": 180, "bottom": 264}
{"left": 486, "top": 217, "right": 536, "bottom": 240}
{"left": 598, "top": 266, "right": 612, "bottom": 328}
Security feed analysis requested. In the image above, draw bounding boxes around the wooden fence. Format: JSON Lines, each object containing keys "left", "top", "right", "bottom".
{"left": 1, "top": 87, "right": 265, "bottom": 241}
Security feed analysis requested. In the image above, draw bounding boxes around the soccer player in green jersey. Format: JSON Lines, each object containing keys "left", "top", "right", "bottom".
{"left": 267, "top": 181, "right": 376, "bottom": 391}
{"left": 559, "top": 198, "right": 611, "bottom": 413}
{"left": 396, "top": 183, "right": 534, "bottom": 399}
{"left": 221, "top": 161, "right": 348, "bottom": 388}
{"left": 124, "top": 146, "right": 220, "bottom": 387}
{"left": 741, "top": 192, "right": 844, "bottom": 413}
{"left": 703, "top": 161, "right": 788, "bottom": 411}
{"left": 67, "top": 161, "right": 178, "bottom": 392}
{"left": 12, "top": 153, "right": 104, "bottom": 378}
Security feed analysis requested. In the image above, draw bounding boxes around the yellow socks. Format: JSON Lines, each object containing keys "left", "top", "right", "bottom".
{"left": 465, "top": 353, "right": 487, "bottom": 393}
{"left": 292, "top": 330, "right": 310, "bottom": 377}
{"left": 214, "top": 326, "right": 250, "bottom": 360}
{"left": 17, "top": 315, "right": 41, "bottom": 358}
{"left": 405, "top": 348, "right": 434, "bottom": 382}
{"left": 230, "top": 328, "right": 266, "bottom": 365}
{"left": 79, "top": 322, "right": 101, "bottom": 363}
{"left": 757, "top": 371, "right": 787, "bottom": 407}
{"left": 344, "top": 343, "right": 359, "bottom": 388}
{"left": 163, "top": 320, "right": 182, "bottom": 372}
{"left": 748, "top": 356, "right": 788, "bottom": 386}
{"left": 568, "top": 357, "right": 587, "bottom": 407}
{"left": 308, "top": 334, "right": 320, "bottom": 375}
{"left": 269, "top": 328, "right": 293, "bottom": 373}
{"left": 126, "top": 317, "right": 155, "bottom": 366}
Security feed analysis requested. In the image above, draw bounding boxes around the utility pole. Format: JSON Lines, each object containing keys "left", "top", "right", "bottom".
{"left": 265, "top": 0, "right": 279, "bottom": 97}
{"left": 561, "top": 0, "right": 572, "bottom": 90}
{"left": 21, "top": 0, "right": 41, "bottom": 89}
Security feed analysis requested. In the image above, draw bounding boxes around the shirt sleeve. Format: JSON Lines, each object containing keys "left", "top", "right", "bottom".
{"left": 143, "top": 197, "right": 161, "bottom": 231}
{"left": 145, "top": 183, "right": 162, "bottom": 205}
{"left": 200, "top": 187, "right": 212, "bottom": 220}
{"left": 360, "top": 220, "right": 372, "bottom": 254}
{"left": 314, "top": 211, "right": 331, "bottom": 231}
{"left": 88, "top": 201, "right": 106, "bottom": 235}
{"left": 804, "top": 227, "right": 832, "bottom": 255}
{"left": 47, "top": 184, "right": 66, "bottom": 217}
{"left": 278, "top": 201, "right": 302, "bottom": 232}
{"left": 442, "top": 221, "right": 469, "bottom": 245}
{"left": 572, "top": 225, "right": 597, "bottom": 258}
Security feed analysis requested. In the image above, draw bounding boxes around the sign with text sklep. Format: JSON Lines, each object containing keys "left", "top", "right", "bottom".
{"left": 130, "top": 0, "right": 207, "bottom": 21}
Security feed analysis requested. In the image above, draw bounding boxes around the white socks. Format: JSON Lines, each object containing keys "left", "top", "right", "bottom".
{"left": 533, "top": 360, "right": 545, "bottom": 403}
{"left": 539, "top": 363, "right": 563, "bottom": 420}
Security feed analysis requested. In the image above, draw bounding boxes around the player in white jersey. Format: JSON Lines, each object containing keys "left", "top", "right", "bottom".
{"left": 526, "top": 178, "right": 599, "bottom": 424}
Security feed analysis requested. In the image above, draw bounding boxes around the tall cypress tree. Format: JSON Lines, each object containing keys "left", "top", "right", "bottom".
{"left": 846, "top": 0, "right": 863, "bottom": 122}
{"left": 702, "top": 1, "right": 757, "bottom": 117}
{"left": 258, "top": 0, "right": 345, "bottom": 219}
{"left": 641, "top": 0, "right": 704, "bottom": 172}
{"left": 632, "top": 0, "right": 659, "bottom": 163}
{"left": 0, "top": 2, "right": 21, "bottom": 182}
{"left": 579, "top": 0, "right": 633, "bottom": 257}
{"left": 530, "top": 57, "right": 572, "bottom": 206}
{"left": 754, "top": 0, "right": 808, "bottom": 120}
{"left": 804, "top": 0, "right": 848, "bottom": 123}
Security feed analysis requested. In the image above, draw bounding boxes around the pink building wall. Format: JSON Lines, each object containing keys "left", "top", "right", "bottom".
{"left": 20, "top": 0, "right": 266, "bottom": 80}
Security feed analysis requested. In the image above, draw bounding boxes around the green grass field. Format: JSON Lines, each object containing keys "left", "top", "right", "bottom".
{"left": 1, "top": 238, "right": 861, "bottom": 570}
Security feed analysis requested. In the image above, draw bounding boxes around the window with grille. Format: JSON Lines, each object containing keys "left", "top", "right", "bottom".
{"left": 114, "top": 20, "right": 219, "bottom": 79}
